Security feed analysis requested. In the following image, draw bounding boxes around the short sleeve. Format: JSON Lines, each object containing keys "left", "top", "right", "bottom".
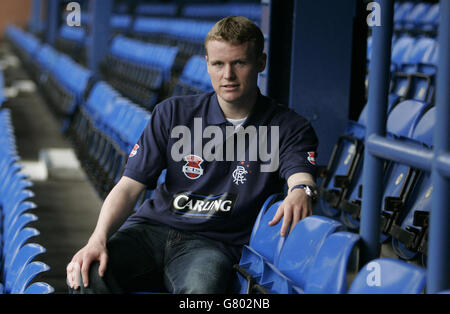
{"left": 278, "top": 113, "right": 319, "bottom": 180}
{"left": 123, "top": 102, "right": 171, "bottom": 188}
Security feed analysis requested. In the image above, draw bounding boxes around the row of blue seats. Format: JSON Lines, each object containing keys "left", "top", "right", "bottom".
{"left": 181, "top": 3, "right": 262, "bottom": 22}
{"left": 0, "top": 69, "right": 5, "bottom": 105}
{"left": 172, "top": 55, "right": 213, "bottom": 96}
{"left": 60, "top": 14, "right": 137, "bottom": 34}
{"left": 5, "top": 26, "right": 92, "bottom": 121}
{"left": 234, "top": 198, "right": 426, "bottom": 294}
{"left": 134, "top": 3, "right": 178, "bottom": 17}
{"left": 319, "top": 96, "right": 435, "bottom": 265}
{"left": 6, "top": 25, "right": 176, "bottom": 201}
{"left": 394, "top": 2, "right": 440, "bottom": 33}
{"left": 61, "top": 1, "right": 261, "bottom": 43}
{"left": 133, "top": 17, "right": 215, "bottom": 49}
{"left": 6, "top": 24, "right": 213, "bottom": 122}
{"left": 0, "top": 109, "right": 53, "bottom": 294}
{"left": 3, "top": 26, "right": 40, "bottom": 62}
{"left": 110, "top": 35, "right": 178, "bottom": 83}
{"left": 70, "top": 81, "right": 152, "bottom": 198}
{"left": 368, "top": 35, "right": 439, "bottom": 74}
{"left": 366, "top": 34, "right": 438, "bottom": 108}
{"left": 102, "top": 35, "right": 179, "bottom": 110}
{"left": 335, "top": 3, "right": 441, "bottom": 267}
{"left": 58, "top": 25, "right": 85, "bottom": 44}
{"left": 113, "top": 2, "right": 261, "bottom": 22}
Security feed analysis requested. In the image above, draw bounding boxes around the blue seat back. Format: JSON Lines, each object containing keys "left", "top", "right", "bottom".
{"left": 11, "top": 261, "right": 50, "bottom": 294}
{"left": 276, "top": 216, "right": 342, "bottom": 289}
{"left": 391, "top": 107, "right": 435, "bottom": 260}
{"left": 249, "top": 200, "right": 285, "bottom": 263}
{"left": 5, "top": 243, "right": 46, "bottom": 293}
{"left": 24, "top": 282, "right": 55, "bottom": 294}
{"left": 391, "top": 36, "right": 415, "bottom": 67}
{"left": 304, "top": 232, "right": 360, "bottom": 294}
{"left": 386, "top": 100, "right": 429, "bottom": 139}
{"left": 348, "top": 258, "right": 426, "bottom": 294}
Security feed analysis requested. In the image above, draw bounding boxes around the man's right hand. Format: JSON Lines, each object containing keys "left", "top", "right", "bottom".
{"left": 66, "top": 238, "right": 108, "bottom": 290}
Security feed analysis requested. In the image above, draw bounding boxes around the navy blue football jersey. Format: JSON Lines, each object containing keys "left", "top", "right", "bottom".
{"left": 121, "top": 91, "right": 318, "bottom": 262}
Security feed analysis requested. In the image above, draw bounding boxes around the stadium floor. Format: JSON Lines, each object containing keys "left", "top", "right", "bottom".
{"left": 1, "top": 41, "right": 101, "bottom": 293}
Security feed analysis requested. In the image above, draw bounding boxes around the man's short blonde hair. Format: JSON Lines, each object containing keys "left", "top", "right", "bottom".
{"left": 205, "top": 16, "right": 265, "bottom": 57}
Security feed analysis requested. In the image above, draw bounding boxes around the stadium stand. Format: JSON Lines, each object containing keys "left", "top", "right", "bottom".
{"left": 101, "top": 35, "right": 179, "bottom": 110}
{"left": 1, "top": 0, "right": 448, "bottom": 295}
{"left": 0, "top": 69, "right": 5, "bottom": 105}
{"left": 0, "top": 108, "right": 53, "bottom": 294}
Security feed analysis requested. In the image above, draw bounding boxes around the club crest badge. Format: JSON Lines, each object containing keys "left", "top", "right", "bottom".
{"left": 182, "top": 154, "right": 204, "bottom": 180}
{"left": 307, "top": 152, "right": 316, "bottom": 165}
{"left": 129, "top": 144, "right": 139, "bottom": 158}
{"left": 232, "top": 166, "right": 248, "bottom": 185}
{"left": 232, "top": 162, "right": 252, "bottom": 186}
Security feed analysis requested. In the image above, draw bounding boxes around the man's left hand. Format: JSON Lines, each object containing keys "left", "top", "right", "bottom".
{"left": 268, "top": 188, "right": 313, "bottom": 236}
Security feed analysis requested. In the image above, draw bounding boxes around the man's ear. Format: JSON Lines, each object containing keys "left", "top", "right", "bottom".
{"left": 257, "top": 53, "right": 267, "bottom": 73}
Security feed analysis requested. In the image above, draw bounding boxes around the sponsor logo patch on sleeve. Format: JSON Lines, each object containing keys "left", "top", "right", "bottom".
{"left": 129, "top": 144, "right": 140, "bottom": 158}
{"left": 307, "top": 152, "right": 316, "bottom": 165}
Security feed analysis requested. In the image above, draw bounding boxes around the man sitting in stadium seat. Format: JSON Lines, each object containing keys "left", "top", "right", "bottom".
{"left": 66, "top": 16, "right": 318, "bottom": 294}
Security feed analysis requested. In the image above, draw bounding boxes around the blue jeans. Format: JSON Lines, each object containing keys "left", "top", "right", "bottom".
{"left": 68, "top": 223, "right": 236, "bottom": 294}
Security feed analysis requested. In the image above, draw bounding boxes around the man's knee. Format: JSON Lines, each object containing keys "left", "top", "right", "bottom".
{"left": 67, "top": 262, "right": 119, "bottom": 294}
{"left": 169, "top": 263, "right": 233, "bottom": 294}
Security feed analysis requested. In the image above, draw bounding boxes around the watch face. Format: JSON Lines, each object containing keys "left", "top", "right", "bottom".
{"left": 305, "top": 186, "right": 313, "bottom": 196}
{"left": 305, "top": 186, "right": 318, "bottom": 199}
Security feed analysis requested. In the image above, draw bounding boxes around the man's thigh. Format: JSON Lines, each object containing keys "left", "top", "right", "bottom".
{"left": 105, "top": 223, "right": 169, "bottom": 293}
{"left": 163, "top": 232, "right": 234, "bottom": 294}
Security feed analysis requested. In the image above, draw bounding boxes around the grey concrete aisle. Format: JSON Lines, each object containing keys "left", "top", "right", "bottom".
{"left": 1, "top": 42, "right": 102, "bottom": 293}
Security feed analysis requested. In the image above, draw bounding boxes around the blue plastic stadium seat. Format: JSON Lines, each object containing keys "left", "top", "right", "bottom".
{"left": 4, "top": 243, "right": 46, "bottom": 294}
{"left": 348, "top": 258, "right": 426, "bottom": 294}
{"left": 10, "top": 261, "right": 50, "bottom": 294}
{"left": 2, "top": 227, "right": 40, "bottom": 274}
{"left": 3, "top": 213, "right": 38, "bottom": 254}
{"left": 34, "top": 44, "right": 60, "bottom": 82}
{"left": 391, "top": 36, "right": 416, "bottom": 71}
{"left": 400, "top": 37, "right": 437, "bottom": 73}
{"left": 257, "top": 216, "right": 342, "bottom": 293}
{"left": 375, "top": 106, "right": 433, "bottom": 242}
{"left": 303, "top": 231, "right": 360, "bottom": 294}
{"left": 110, "top": 14, "right": 132, "bottom": 32}
{"left": 104, "top": 35, "right": 178, "bottom": 109}
{"left": 235, "top": 200, "right": 285, "bottom": 293}
{"left": 5, "top": 26, "right": 41, "bottom": 63}
{"left": 339, "top": 99, "right": 429, "bottom": 230}
{"left": 58, "top": 25, "right": 86, "bottom": 44}
{"left": 234, "top": 196, "right": 285, "bottom": 293}
{"left": 23, "top": 282, "right": 54, "bottom": 294}
{"left": 0, "top": 69, "right": 5, "bottom": 106}
{"left": 416, "top": 3, "right": 440, "bottom": 33}
{"left": 393, "top": 2, "right": 415, "bottom": 30}
{"left": 181, "top": 3, "right": 262, "bottom": 23}
{"left": 390, "top": 107, "right": 435, "bottom": 261}
{"left": 173, "top": 55, "right": 213, "bottom": 96}
{"left": 135, "top": 3, "right": 178, "bottom": 17}
{"left": 401, "top": 3, "right": 431, "bottom": 32}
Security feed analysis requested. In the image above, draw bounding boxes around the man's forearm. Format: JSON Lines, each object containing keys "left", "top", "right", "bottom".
{"left": 90, "top": 177, "right": 145, "bottom": 244}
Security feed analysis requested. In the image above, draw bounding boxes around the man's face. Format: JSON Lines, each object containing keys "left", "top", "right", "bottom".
{"left": 205, "top": 40, "right": 266, "bottom": 107}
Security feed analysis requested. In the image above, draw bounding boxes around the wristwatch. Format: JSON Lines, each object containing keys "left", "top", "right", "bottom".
{"left": 290, "top": 184, "right": 318, "bottom": 201}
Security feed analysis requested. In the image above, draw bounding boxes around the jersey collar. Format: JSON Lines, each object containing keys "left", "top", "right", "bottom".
{"left": 207, "top": 90, "right": 272, "bottom": 127}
